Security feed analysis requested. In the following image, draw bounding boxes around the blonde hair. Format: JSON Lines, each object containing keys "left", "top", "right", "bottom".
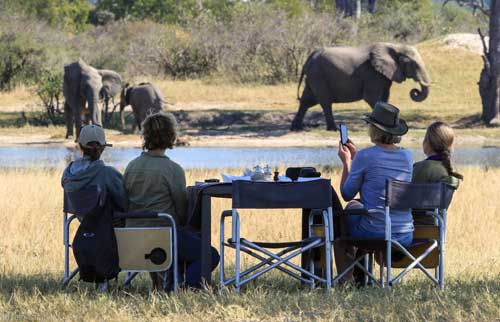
{"left": 424, "top": 122, "right": 463, "bottom": 180}
{"left": 368, "top": 124, "right": 401, "bottom": 144}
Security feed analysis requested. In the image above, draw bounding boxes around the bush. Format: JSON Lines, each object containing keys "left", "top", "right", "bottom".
{"left": 36, "top": 69, "right": 63, "bottom": 121}
{"left": 0, "top": 33, "right": 44, "bottom": 91}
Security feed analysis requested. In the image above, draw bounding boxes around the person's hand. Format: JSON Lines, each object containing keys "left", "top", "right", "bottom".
{"left": 345, "top": 139, "right": 357, "bottom": 160}
{"left": 338, "top": 141, "right": 352, "bottom": 165}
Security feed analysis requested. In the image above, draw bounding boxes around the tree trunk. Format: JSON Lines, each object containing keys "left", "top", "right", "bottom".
{"left": 196, "top": 0, "right": 203, "bottom": 13}
{"left": 355, "top": 0, "right": 362, "bottom": 19}
{"left": 335, "top": 0, "right": 346, "bottom": 17}
{"left": 367, "top": 0, "right": 376, "bottom": 13}
{"left": 480, "top": 0, "right": 500, "bottom": 125}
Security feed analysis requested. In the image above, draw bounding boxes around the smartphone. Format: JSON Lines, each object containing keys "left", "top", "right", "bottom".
{"left": 339, "top": 123, "right": 348, "bottom": 145}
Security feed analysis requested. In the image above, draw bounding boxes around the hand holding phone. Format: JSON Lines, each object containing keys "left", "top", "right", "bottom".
{"left": 340, "top": 123, "right": 348, "bottom": 145}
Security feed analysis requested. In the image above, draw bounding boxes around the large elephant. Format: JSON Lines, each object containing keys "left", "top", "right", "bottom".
{"left": 291, "top": 42, "right": 431, "bottom": 131}
{"left": 119, "top": 82, "right": 164, "bottom": 131}
{"left": 63, "top": 60, "right": 122, "bottom": 139}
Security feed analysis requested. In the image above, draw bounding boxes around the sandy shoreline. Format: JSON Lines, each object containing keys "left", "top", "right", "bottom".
{"left": 0, "top": 130, "right": 498, "bottom": 149}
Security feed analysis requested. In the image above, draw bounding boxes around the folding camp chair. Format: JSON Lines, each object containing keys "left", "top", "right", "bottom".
{"left": 220, "top": 179, "right": 334, "bottom": 293}
{"left": 62, "top": 186, "right": 178, "bottom": 291}
{"left": 332, "top": 180, "right": 454, "bottom": 290}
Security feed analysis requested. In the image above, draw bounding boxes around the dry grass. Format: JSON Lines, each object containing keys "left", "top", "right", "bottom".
{"left": 0, "top": 167, "right": 499, "bottom": 321}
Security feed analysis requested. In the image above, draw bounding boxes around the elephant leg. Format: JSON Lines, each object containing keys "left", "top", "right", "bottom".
{"left": 291, "top": 83, "right": 317, "bottom": 131}
{"left": 120, "top": 106, "right": 126, "bottom": 131}
{"left": 75, "top": 111, "right": 83, "bottom": 141}
{"left": 320, "top": 101, "right": 337, "bottom": 131}
{"left": 64, "top": 101, "right": 74, "bottom": 139}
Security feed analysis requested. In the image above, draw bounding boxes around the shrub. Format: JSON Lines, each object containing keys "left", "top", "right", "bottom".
{"left": 36, "top": 69, "right": 63, "bottom": 121}
{"left": 0, "top": 33, "right": 44, "bottom": 91}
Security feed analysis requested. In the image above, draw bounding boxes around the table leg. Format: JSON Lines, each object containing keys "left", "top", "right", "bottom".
{"left": 301, "top": 208, "right": 310, "bottom": 281}
{"left": 201, "top": 194, "right": 212, "bottom": 284}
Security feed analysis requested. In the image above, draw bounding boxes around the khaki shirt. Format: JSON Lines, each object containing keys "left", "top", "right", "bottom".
{"left": 124, "top": 152, "right": 188, "bottom": 227}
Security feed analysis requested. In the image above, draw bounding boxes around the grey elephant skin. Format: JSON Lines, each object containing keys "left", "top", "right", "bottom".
{"left": 291, "top": 42, "right": 431, "bottom": 131}
{"left": 63, "top": 60, "right": 122, "bottom": 139}
{"left": 120, "top": 83, "right": 164, "bottom": 131}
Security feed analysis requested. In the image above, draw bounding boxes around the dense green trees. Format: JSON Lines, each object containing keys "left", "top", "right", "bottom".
{"left": 4, "top": 0, "right": 89, "bottom": 32}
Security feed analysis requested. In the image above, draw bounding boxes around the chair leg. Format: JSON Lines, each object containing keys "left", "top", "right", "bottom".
{"left": 363, "top": 254, "right": 369, "bottom": 287}
{"left": 219, "top": 215, "right": 226, "bottom": 293}
{"left": 386, "top": 242, "right": 392, "bottom": 290}
{"left": 234, "top": 213, "right": 241, "bottom": 293}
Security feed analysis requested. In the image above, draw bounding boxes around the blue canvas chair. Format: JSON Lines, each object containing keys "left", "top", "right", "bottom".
{"left": 333, "top": 180, "right": 454, "bottom": 290}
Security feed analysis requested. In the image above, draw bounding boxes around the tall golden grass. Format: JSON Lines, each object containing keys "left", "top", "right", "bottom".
{"left": 0, "top": 167, "right": 499, "bottom": 321}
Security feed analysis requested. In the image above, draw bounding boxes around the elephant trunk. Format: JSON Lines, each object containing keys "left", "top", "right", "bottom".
{"left": 87, "top": 89, "right": 102, "bottom": 126}
{"left": 410, "top": 62, "right": 430, "bottom": 102}
{"left": 410, "top": 83, "right": 429, "bottom": 102}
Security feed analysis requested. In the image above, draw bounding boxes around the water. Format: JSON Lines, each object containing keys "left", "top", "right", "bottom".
{"left": 0, "top": 146, "right": 499, "bottom": 170}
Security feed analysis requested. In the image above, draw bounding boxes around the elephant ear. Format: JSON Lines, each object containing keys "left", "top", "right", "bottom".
{"left": 98, "top": 70, "right": 123, "bottom": 98}
{"left": 369, "top": 43, "right": 405, "bottom": 83}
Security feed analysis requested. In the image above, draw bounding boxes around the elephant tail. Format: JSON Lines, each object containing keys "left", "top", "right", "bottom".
{"left": 297, "top": 50, "right": 316, "bottom": 101}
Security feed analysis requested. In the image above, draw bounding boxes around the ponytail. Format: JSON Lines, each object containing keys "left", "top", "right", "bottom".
{"left": 441, "top": 149, "right": 463, "bottom": 180}
{"left": 425, "top": 122, "right": 463, "bottom": 181}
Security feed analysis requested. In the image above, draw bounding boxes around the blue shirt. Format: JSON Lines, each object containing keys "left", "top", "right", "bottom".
{"left": 341, "top": 145, "right": 414, "bottom": 234}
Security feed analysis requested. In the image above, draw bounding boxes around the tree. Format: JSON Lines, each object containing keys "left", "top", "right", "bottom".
{"left": 479, "top": 0, "right": 500, "bottom": 125}
{"left": 6, "top": 0, "right": 90, "bottom": 32}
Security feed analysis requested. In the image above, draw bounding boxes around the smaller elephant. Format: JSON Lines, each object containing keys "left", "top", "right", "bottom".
{"left": 98, "top": 69, "right": 123, "bottom": 124}
{"left": 120, "top": 82, "right": 164, "bottom": 131}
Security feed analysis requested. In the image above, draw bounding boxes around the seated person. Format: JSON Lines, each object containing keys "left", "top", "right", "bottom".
{"left": 61, "top": 124, "right": 127, "bottom": 219}
{"left": 123, "top": 111, "right": 219, "bottom": 291}
{"left": 61, "top": 124, "right": 127, "bottom": 292}
{"left": 412, "top": 121, "right": 462, "bottom": 224}
{"left": 335, "top": 102, "right": 413, "bottom": 283}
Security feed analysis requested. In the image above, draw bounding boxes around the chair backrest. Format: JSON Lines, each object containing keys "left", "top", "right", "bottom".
{"left": 114, "top": 227, "right": 173, "bottom": 272}
{"left": 386, "top": 180, "right": 455, "bottom": 210}
{"left": 63, "top": 185, "right": 103, "bottom": 217}
{"left": 232, "top": 179, "right": 332, "bottom": 209}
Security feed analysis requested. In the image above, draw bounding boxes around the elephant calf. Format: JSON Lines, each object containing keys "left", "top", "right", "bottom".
{"left": 291, "top": 42, "right": 431, "bottom": 131}
{"left": 120, "top": 82, "right": 165, "bottom": 132}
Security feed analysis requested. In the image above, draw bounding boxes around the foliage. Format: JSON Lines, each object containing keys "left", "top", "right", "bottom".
{"left": 0, "top": 33, "right": 44, "bottom": 91}
{"left": 35, "top": 69, "right": 63, "bottom": 122}
{"left": 4, "top": 0, "right": 90, "bottom": 32}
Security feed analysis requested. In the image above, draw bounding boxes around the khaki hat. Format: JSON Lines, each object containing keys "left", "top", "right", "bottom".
{"left": 363, "top": 102, "right": 408, "bottom": 136}
{"left": 78, "top": 125, "right": 112, "bottom": 148}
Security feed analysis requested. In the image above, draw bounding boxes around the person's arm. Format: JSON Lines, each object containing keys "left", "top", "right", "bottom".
{"left": 171, "top": 165, "right": 188, "bottom": 227}
{"left": 107, "top": 168, "right": 128, "bottom": 211}
{"left": 338, "top": 142, "right": 363, "bottom": 201}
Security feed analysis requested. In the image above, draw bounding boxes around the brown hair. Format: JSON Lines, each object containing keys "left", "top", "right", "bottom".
{"left": 79, "top": 142, "right": 104, "bottom": 161}
{"left": 141, "top": 111, "right": 178, "bottom": 151}
{"left": 368, "top": 124, "right": 402, "bottom": 145}
{"left": 424, "top": 122, "right": 463, "bottom": 180}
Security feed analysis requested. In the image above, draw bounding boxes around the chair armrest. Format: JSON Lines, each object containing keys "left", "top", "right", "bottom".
{"left": 333, "top": 209, "right": 369, "bottom": 217}
{"left": 114, "top": 211, "right": 162, "bottom": 219}
{"left": 221, "top": 210, "right": 233, "bottom": 218}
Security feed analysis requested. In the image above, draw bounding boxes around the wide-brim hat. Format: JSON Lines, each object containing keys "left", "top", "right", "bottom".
{"left": 363, "top": 102, "right": 408, "bottom": 136}
{"left": 78, "top": 124, "right": 112, "bottom": 148}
